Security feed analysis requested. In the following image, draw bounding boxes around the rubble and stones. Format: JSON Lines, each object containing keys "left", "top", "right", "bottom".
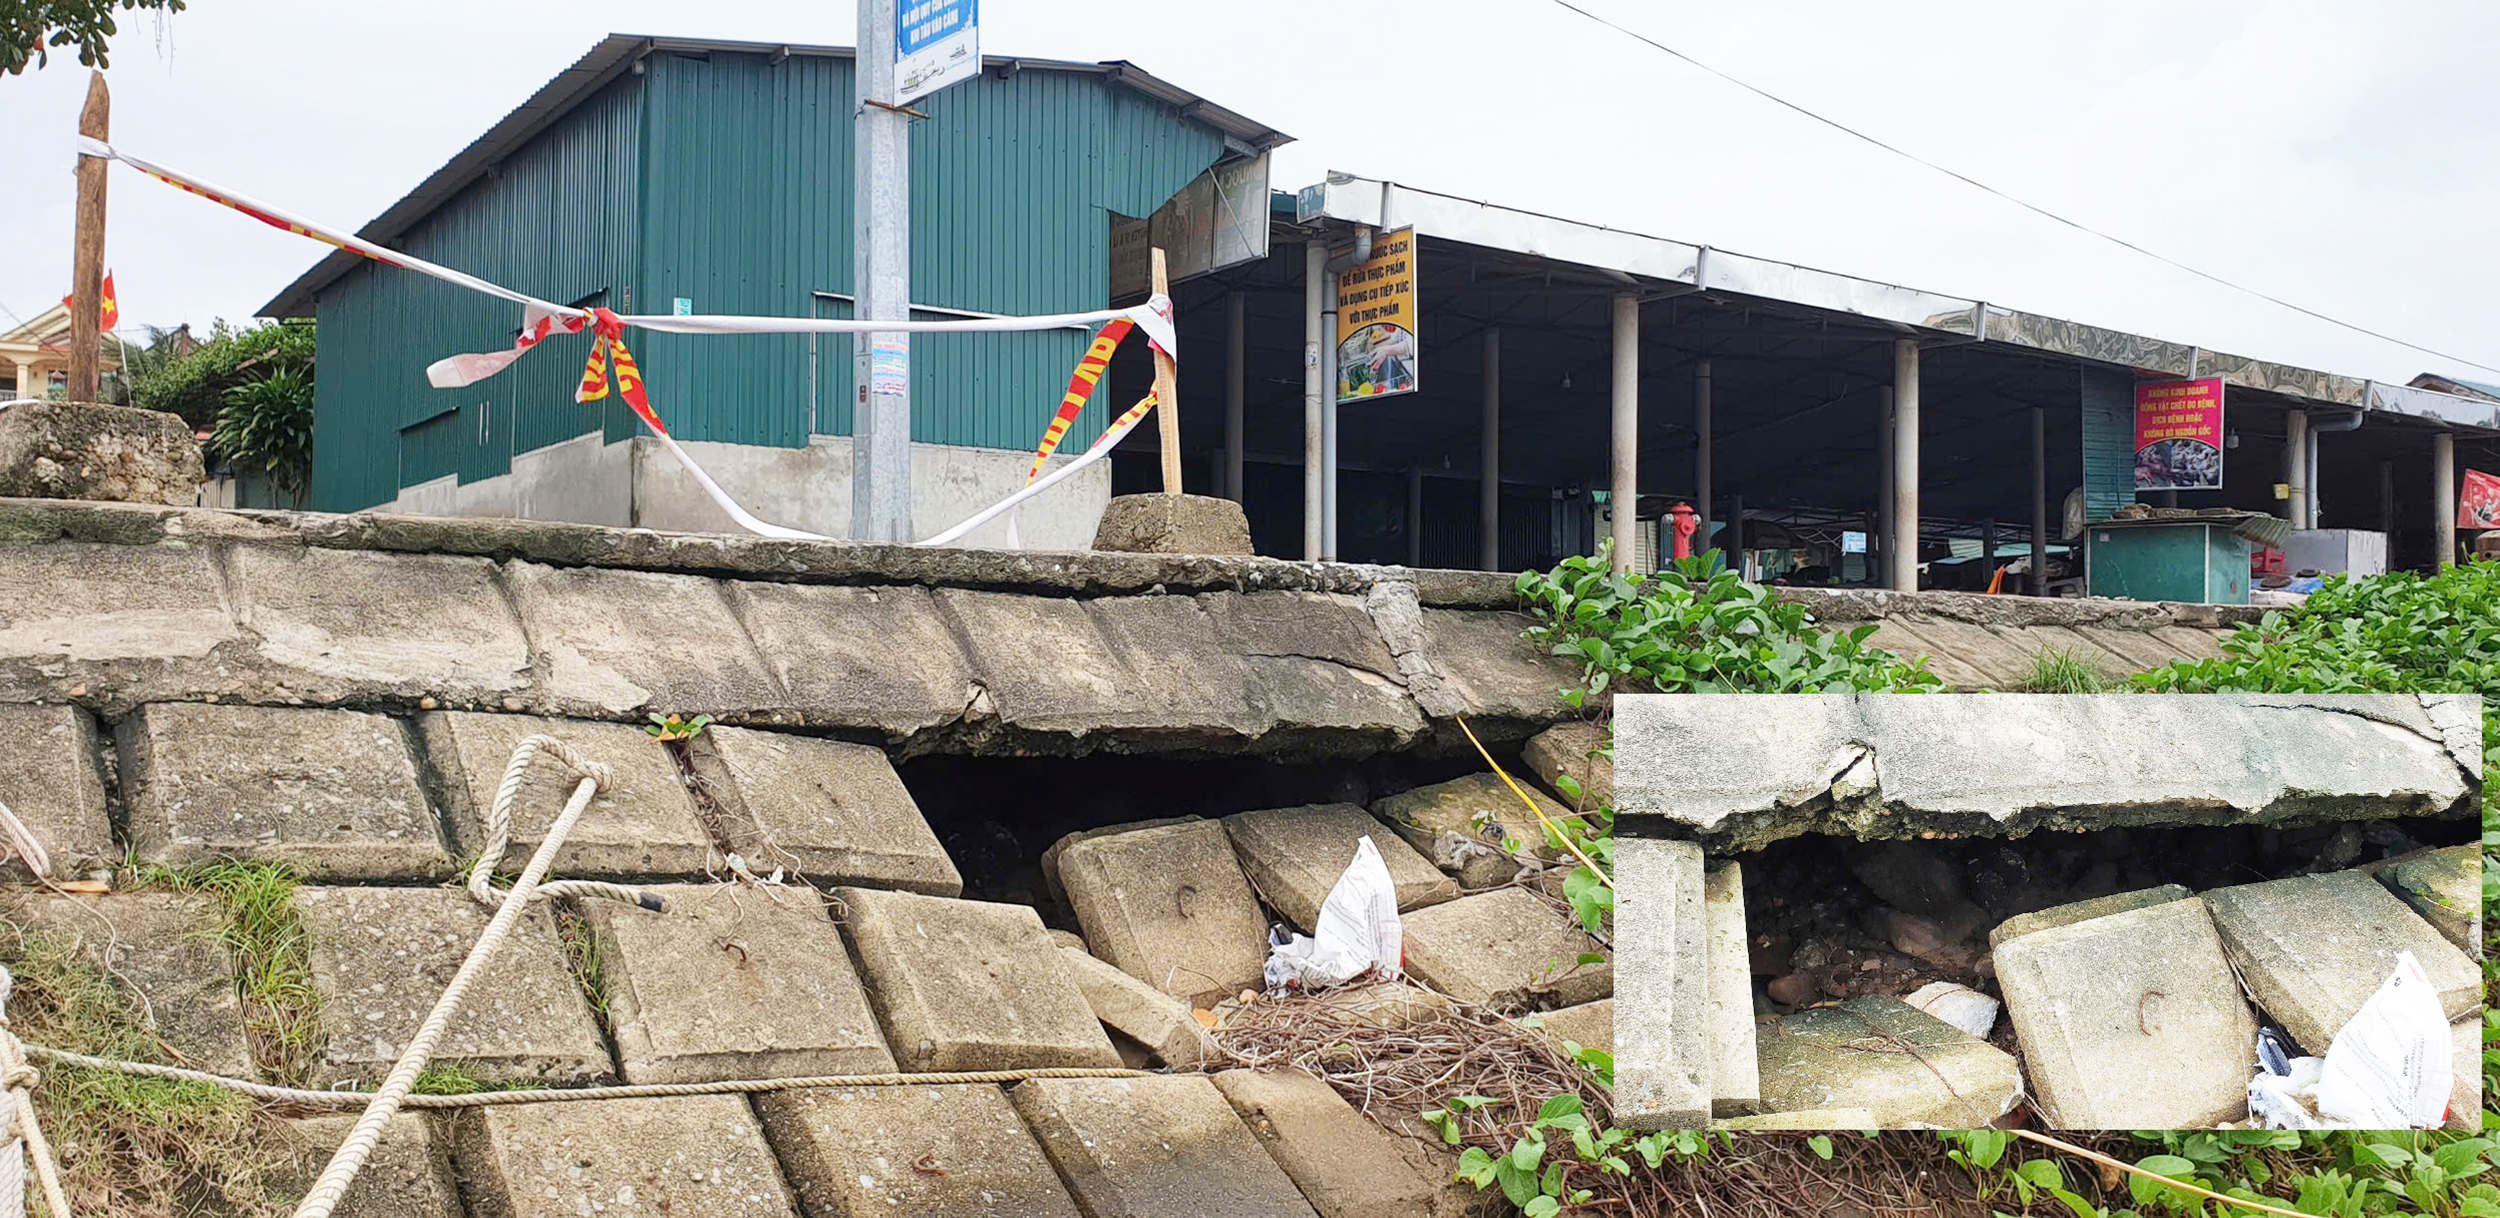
{"left": 0, "top": 401, "right": 203, "bottom": 506}
{"left": 1373, "top": 773, "right": 1576, "bottom": 890}
{"left": 1400, "top": 885, "right": 1611, "bottom": 1010}
{"left": 1093, "top": 493, "right": 1257, "bottom": 555}
{"left": 1212, "top": 1067, "right": 1475, "bottom": 1218}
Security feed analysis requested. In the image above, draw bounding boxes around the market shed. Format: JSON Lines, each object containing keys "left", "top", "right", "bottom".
{"left": 263, "top": 34, "right": 1286, "bottom": 544}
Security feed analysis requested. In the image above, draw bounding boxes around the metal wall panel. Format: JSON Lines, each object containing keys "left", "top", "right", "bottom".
{"left": 2080, "top": 364, "right": 2139, "bottom": 522}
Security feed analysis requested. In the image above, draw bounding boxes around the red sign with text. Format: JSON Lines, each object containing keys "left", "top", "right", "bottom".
{"left": 2134, "top": 377, "right": 2225, "bottom": 490}
{"left": 2459, "top": 468, "right": 2500, "bottom": 530}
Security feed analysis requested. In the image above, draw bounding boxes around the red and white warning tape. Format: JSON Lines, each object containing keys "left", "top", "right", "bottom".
{"left": 79, "top": 137, "right": 1175, "bottom": 545}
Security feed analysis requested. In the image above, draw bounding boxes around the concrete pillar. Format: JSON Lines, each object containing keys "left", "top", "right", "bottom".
{"left": 1876, "top": 387, "right": 1895, "bottom": 582}
{"left": 1892, "top": 339, "right": 1920, "bottom": 592}
{"left": 10, "top": 361, "right": 37, "bottom": 400}
{"left": 1224, "top": 290, "right": 1245, "bottom": 503}
{"left": 1610, "top": 293, "right": 1640, "bottom": 572}
{"left": 2031, "top": 405, "right": 2048, "bottom": 596}
{"left": 1302, "top": 242, "right": 1325, "bottom": 561}
{"left": 1406, "top": 467, "right": 1425, "bottom": 567}
{"left": 2434, "top": 430, "right": 2456, "bottom": 568}
{"left": 2283, "top": 409, "right": 2309, "bottom": 530}
{"left": 1480, "top": 328, "right": 1501, "bottom": 571}
{"left": 1694, "top": 359, "right": 1713, "bottom": 554}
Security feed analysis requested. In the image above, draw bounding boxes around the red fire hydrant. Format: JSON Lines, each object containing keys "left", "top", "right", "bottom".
{"left": 1667, "top": 502, "right": 1700, "bottom": 561}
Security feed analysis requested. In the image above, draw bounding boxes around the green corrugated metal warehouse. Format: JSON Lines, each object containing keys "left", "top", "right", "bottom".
{"left": 261, "top": 34, "right": 1287, "bottom": 543}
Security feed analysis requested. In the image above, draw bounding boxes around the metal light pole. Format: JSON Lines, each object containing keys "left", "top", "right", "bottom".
{"left": 853, "top": 0, "right": 913, "bottom": 541}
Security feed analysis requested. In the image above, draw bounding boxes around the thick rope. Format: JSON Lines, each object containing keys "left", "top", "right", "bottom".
{"left": 465, "top": 736, "right": 657, "bottom": 912}
{"left": 0, "top": 803, "right": 50, "bottom": 883}
{"left": 295, "top": 739, "right": 620, "bottom": 1218}
{"left": 0, "top": 969, "right": 71, "bottom": 1218}
{"left": 24, "top": 1044, "right": 1146, "bottom": 1107}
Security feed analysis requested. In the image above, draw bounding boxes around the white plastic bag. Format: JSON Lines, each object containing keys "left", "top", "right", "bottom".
{"left": 2315, "top": 951, "right": 2453, "bottom": 1128}
{"left": 1264, "top": 836, "right": 1402, "bottom": 991}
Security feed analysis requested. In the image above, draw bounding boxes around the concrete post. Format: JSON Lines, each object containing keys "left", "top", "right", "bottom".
{"left": 1876, "top": 387, "right": 1894, "bottom": 582}
{"left": 1480, "top": 327, "right": 1501, "bottom": 571}
{"left": 1892, "top": 339, "right": 1920, "bottom": 592}
{"left": 1224, "top": 290, "right": 1245, "bottom": 502}
{"left": 1610, "top": 293, "right": 1640, "bottom": 572}
{"left": 850, "top": 0, "right": 912, "bottom": 542}
{"left": 2434, "top": 430, "right": 2456, "bottom": 568}
{"left": 2031, "top": 405, "right": 2048, "bottom": 596}
{"left": 1407, "top": 467, "right": 1425, "bottom": 567}
{"left": 1694, "top": 359, "right": 1713, "bottom": 555}
{"left": 1323, "top": 270, "right": 1341, "bottom": 561}
{"left": 2283, "top": 409, "right": 2309, "bottom": 530}
{"left": 1302, "top": 242, "right": 1325, "bottom": 561}
{"left": 10, "top": 361, "right": 38, "bottom": 401}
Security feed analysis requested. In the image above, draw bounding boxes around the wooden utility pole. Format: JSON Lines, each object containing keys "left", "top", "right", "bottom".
{"left": 1151, "top": 248, "right": 1182, "bottom": 493}
{"left": 68, "top": 70, "right": 110, "bottom": 403}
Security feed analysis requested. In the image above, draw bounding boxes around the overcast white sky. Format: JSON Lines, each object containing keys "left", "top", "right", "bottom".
{"left": 0, "top": 0, "right": 2493, "bottom": 384}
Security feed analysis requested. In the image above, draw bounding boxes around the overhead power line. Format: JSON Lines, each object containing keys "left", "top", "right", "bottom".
{"left": 1548, "top": 0, "right": 2500, "bottom": 378}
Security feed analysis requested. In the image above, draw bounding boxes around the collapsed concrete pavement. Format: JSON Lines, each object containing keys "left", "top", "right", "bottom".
{"left": 1613, "top": 693, "right": 2484, "bottom": 1131}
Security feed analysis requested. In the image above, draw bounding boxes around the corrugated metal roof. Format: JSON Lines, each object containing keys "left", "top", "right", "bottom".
{"left": 260, "top": 33, "right": 1289, "bottom": 318}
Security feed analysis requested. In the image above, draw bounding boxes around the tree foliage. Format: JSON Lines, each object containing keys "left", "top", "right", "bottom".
{"left": 1, "top": 0, "right": 186, "bottom": 74}
{"left": 211, "top": 365, "right": 312, "bottom": 508}
{"left": 131, "top": 319, "right": 312, "bottom": 431}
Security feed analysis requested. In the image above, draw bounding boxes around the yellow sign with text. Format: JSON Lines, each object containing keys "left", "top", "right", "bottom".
{"left": 1335, "top": 227, "right": 1418, "bottom": 404}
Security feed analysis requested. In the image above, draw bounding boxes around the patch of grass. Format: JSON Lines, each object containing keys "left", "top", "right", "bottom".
{"left": 553, "top": 906, "right": 612, "bottom": 1021}
{"left": 131, "top": 860, "right": 324, "bottom": 1086}
{"left": 1, "top": 924, "right": 285, "bottom": 1215}
{"left": 2020, "top": 646, "right": 2117, "bottom": 693}
{"left": 412, "top": 1061, "right": 544, "bottom": 1096}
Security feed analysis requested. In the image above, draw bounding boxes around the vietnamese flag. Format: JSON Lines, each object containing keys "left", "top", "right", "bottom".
{"left": 62, "top": 272, "right": 117, "bottom": 331}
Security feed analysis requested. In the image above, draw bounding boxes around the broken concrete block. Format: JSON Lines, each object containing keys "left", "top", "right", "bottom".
{"left": 420, "top": 711, "right": 714, "bottom": 880}
{"left": 119, "top": 702, "right": 449, "bottom": 881}
{"left": 1213, "top": 1068, "right": 1474, "bottom": 1218}
{"left": 1012, "top": 1075, "right": 1321, "bottom": 1218}
{"left": 1989, "top": 884, "right": 2195, "bottom": 950}
{"left": 2449, "top": 1018, "right": 2484, "bottom": 1132}
{"left": 1523, "top": 998, "right": 1612, "bottom": 1057}
{"left": 835, "top": 885, "right": 1120, "bottom": 1071}
{"left": 455, "top": 1095, "right": 797, "bottom": 1217}
{"left": 1094, "top": 493, "right": 1256, "bottom": 555}
{"left": 271, "top": 1113, "right": 462, "bottom": 1218}
{"left": 757, "top": 1083, "right": 1082, "bottom": 1218}
{"left": 1058, "top": 819, "right": 1269, "bottom": 1006}
{"left": 1522, "top": 721, "right": 1613, "bottom": 811}
{"left": 1755, "top": 996, "right": 2024, "bottom": 1128}
{"left": 1040, "top": 816, "right": 1199, "bottom": 907}
{"left": 1373, "top": 774, "right": 1575, "bottom": 890}
{"left": 684, "top": 725, "right": 961, "bottom": 895}
{"left": 1222, "top": 803, "right": 1456, "bottom": 929}
{"left": 1706, "top": 861, "right": 1761, "bottom": 1116}
{"left": 2371, "top": 845, "right": 2482, "bottom": 956}
{"left": 1615, "top": 693, "right": 2477, "bottom": 848}
{"left": 2419, "top": 694, "right": 2483, "bottom": 780}
{"left": 0, "top": 704, "right": 109, "bottom": 880}
{"left": 0, "top": 400, "right": 202, "bottom": 505}
{"left": 583, "top": 882, "right": 893, "bottom": 1084}
{"left": 501, "top": 560, "right": 785, "bottom": 721}
{"left": 2204, "top": 870, "right": 2483, "bottom": 1055}
{"left": 1614, "top": 837, "right": 1708, "bottom": 1130}
{"left": 722, "top": 582, "right": 977, "bottom": 738}
{"left": 3, "top": 890, "right": 255, "bottom": 1078}
{"left": 1716, "top": 1109, "right": 1880, "bottom": 1131}
{"left": 0, "top": 541, "right": 241, "bottom": 710}
{"left": 229, "top": 545, "right": 532, "bottom": 707}
{"left": 1048, "top": 933, "right": 1213, "bottom": 1068}
{"left": 1401, "top": 885, "right": 1611, "bottom": 1011}
{"left": 1414, "top": 608, "right": 1578, "bottom": 726}
{"left": 296, "top": 885, "right": 610, "bottom": 1087}
{"left": 934, "top": 590, "right": 1262, "bottom": 744}
{"left": 1205, "top": 591, "right": 1428, "bottom": 750}
{"left": 1994, "top": 897, "right": 2257, "bottom": 1128}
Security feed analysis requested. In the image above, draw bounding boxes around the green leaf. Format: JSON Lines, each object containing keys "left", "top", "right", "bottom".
{"left": 1808, "top": 1135, "right": 1834, "bottom": 1161}
{"left": 1524, "top": 1197, "right": 1561, "bottom": 1218}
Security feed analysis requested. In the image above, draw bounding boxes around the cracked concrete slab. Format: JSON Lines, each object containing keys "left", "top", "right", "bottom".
{"left": 1012, "top": 1075, "right": 1321, "bottom": 1218}
{"left": 1755, "top": 996, "right": 2024, "bottom": 1128}
{"left": 2204, "top": 870, "right": 2483, "bottom": 1055}
{"left": 0, "top": 704, "right": 109, "bottom": 880}
{"left": 757, "top": 1083, "right": 1082, "bottom": 1218}
{"left": 684, "top": 726, "right": 961, "bottom": 895}
{"left": 422, "top": 711, "right": 715, "bottom": 881}
{"left": 723, "top": 581, "right": 977, "bottom": 739}
{"left": 229, "top": 545, "right": 531, "bottom": 708}
{"left": 1616, "top": 693, "right": 2476, "bottom": 848}
{"left": 503, "top": 560, "right": 786, "bottom": 722}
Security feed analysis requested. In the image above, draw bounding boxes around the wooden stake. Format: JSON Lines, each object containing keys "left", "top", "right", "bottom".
{"left": 1150, "top": 247, "right": 1182, "bottom": 495}
{"left": 68, "top": 70, "right": 110, "bottom": 404}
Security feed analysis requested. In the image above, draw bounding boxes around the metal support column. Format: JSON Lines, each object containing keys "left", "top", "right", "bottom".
{"left": 1876, "top": 387, "right": 1894, "bottom": 580}
{"left": 1302, "top": 242, "right": 1325, "bottom": 561}
{"left": 1406, "top": 468, "right": 1425, "bottom": 567}
{"left": 2030, "top": 405, "right": 2048, "bottom": 596}
{"left": 1480, "top": 327, "right": 1501, "bottom": 571}
{"left": 2434, "top": 430, "right": 2456, "bottom": 567}
{"left": 1892, "top": 339, "right": 1920, "bottom": 592}
{"left": 1224, "top": 290, "right": 1245, "bottom": 502}
{"left": 1610, "top": 293, "right": 1640, "bottom": 571}
{"left": 851, "top": 0, "right": 912, "bottom": 541}
{"left": 1694, "top": 359, "right": 1714, "bottom": 555}
{"left": 2283, "top": 409, "right": 2309, "bottom": 529}
{"left": 1323, "top": 271, "right": 1341, "bottom": 560}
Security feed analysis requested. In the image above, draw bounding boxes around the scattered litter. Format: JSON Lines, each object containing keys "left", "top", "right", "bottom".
{"left": 1903, "top": 981, "right": 1998, "bottom": 1039}
{"left": 2248, "top": 952, "right": 2452, "bottom": 1129}
{"left": 1263, "top": 837, "right": 1402, "bottom": 991}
